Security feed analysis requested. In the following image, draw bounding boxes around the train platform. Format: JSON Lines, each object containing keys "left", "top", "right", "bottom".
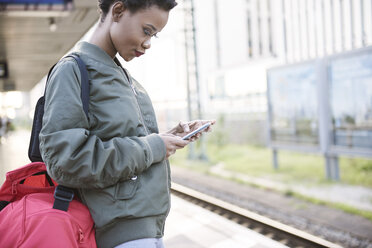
{"left": 164, "top": 193, "right": 288, "bottom": 248}
{"left": 0, "top": 130, "right": 30, "bottom": 183}
{"left": 1, "top": 130, "right": 289, "bottom": 247}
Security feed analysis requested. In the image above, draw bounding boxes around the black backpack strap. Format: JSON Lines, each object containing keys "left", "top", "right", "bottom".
{"left": 52, "top": 54, "right": 89, "bottom": 212}
{"left": 42, "top": 64, "right": 58, "bottom": 96}
{"left": 45, "top": 54, "right": 90, "bottom": 116}
{"left": 65, "top": 54, "right": 90, "bottom": 117}
{"left": 53, "top": 185, "right": 75, "bottom": 212}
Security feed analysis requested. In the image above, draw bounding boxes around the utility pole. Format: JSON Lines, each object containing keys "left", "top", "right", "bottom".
{"left": 183, "top": 0, "right": 208, "bottom": 160}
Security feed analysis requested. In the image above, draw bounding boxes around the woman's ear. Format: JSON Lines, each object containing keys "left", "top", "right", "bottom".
{"left": 111, "top": 1, "right": 126, "bottom": 22}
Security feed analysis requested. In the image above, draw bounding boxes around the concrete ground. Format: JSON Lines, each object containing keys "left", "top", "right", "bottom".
{"left": 164, "top": 194, "right": 289, "bottom": 248}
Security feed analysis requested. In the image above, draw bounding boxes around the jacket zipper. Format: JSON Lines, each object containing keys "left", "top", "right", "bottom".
{"left": 123, "top": 70, "right": 150, "bottom": 135}
{"left": 121, "top": 68, "right": 170, "bottom": 195}
{"left": 129, "top": 79, "right": 137, "bottom": 96}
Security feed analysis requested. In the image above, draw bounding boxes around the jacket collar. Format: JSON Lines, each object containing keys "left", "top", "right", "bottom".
{"left": 74, "top": 41, "right": 120, "bottom": 68}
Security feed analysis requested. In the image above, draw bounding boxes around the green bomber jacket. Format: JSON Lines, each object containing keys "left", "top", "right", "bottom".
{"left": 39, "top": 41, "right": 170, "bottom": 248}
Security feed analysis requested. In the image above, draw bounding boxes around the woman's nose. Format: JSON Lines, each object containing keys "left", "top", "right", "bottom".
{"left": 142, "top": 38, "right": 151, "bottom": 50}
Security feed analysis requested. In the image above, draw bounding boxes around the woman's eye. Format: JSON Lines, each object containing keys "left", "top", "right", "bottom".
{"left": 144, "top": 29, "right": 152, "bottom": 36}
{"left": 144, "top": 28, "right": 158, "bottom": 38}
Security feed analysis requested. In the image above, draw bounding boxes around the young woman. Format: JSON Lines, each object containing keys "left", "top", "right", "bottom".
{"left": 39, "top": 0, "right": 214, "bottom": 247}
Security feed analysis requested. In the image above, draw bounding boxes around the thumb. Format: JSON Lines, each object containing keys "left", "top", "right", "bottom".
{"left": 179, "top": 122, "right": 190, "bottom": 132}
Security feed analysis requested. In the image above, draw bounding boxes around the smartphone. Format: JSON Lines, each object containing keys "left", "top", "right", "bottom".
{"left": 182, "top": 122, "right": 211, "bottom": 140}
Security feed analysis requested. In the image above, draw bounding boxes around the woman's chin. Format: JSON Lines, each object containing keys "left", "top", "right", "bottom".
{"left": 118, "top": 52, "right": 133, "bottom": 62}
{"left": 123, "top": 56, "right": 134, "bottom": 62}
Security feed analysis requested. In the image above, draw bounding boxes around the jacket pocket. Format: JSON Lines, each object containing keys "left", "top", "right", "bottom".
{"left": 114, "top": 177, "right": 138, "bottom": 200}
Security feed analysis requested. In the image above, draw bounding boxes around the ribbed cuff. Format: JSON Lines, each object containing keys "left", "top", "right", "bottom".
{"left": 145, "top": 134, "right": 166, "bottom": 164}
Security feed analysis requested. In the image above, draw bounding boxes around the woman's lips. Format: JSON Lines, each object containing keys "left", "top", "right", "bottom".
{"left": 135, "top": 51, "right": 144, "bottom": 57}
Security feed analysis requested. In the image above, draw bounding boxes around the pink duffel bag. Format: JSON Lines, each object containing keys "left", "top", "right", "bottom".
{"left": 0, "top": 162, "right": 97, "bottom": 248}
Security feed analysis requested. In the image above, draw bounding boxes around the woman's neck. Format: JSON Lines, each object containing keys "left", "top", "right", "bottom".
{"left": 88, "top": 22, "right": 116, "bottom": 59}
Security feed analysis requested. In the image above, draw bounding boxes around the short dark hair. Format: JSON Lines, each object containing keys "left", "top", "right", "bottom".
{"left": 98, "top": 0, "right": 177, "bottom": 21}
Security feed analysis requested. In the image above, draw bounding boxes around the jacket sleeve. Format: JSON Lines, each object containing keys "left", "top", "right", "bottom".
{"left": 39, "top": 58, "right": 166, "bottom": 189}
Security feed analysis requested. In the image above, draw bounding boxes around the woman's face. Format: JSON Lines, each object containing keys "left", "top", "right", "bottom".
{"left": 109, "top": 4, "right": 169, "bottom": 61}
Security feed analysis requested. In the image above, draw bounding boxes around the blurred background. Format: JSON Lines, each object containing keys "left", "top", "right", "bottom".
{"left": 0, "top": 0, "right": 372, "bottom": 245}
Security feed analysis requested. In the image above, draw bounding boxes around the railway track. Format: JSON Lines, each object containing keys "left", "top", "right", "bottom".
{"left": 171, "top": 183, "right": 343, "bottom": 248}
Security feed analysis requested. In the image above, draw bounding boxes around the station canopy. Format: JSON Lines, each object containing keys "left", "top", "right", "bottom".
{"left": 0, "top": 0, "right": 99, "bottom": 91}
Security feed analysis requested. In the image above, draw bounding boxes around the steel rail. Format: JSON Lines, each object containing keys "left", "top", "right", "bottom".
{"left": 171, "top": 183, "right": 344, "bottom": 248}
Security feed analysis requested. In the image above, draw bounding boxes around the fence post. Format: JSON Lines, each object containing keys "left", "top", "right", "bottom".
{"left": 325, "top": 155, "right": 340, "bottom": 181}
{"left": 272, "top": 149, "right": 279, "bottom": 170}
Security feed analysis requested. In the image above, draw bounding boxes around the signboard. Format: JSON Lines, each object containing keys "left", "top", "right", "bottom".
{"left": 267, "top": 46, "right": 372, "bottom": 160}
{"left": 0, "top": 62, "right": 8, "bottom": 79}
{"left": 328, "top": 48, "right": 372, "bottom": 150}
{"left": 267, "top": 61, "right": 320, "bottom": 147}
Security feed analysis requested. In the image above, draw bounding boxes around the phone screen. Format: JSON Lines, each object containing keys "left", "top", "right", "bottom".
{"left": 182, "top": 122, "right": 211, "bottom": 140}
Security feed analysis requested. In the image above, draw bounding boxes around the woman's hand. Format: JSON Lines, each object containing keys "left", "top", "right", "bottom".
{"left": 159, "top": 133, "right": 189, "bottom": 159}
{"left": 167, "top": 119, "right": 216, "bottom": 142}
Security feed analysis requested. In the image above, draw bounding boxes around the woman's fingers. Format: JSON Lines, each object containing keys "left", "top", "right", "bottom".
{"left": 178, "top": 121, "right": 190, "bottom": 133}
{"left": 167, "top": 119, "right": 216, "bottom": 139}
{"left": 159, "top": 133, "right": 189, "bottom": 158}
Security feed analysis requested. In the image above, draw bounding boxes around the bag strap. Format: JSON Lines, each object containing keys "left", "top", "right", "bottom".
{"left": 51, "top": 54, "right": 90, "bottom": 212}
{"left": 44, "top": 54, "right": 90, "bottom": 116}
{"left": 53, "top": 185, "right": 75, "bottom": 212}
{"left": 64, "top": 54, "right": 90, "bottom": 116}
{"left": 68, "top": 54, "right": 90, "bottom": 116}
